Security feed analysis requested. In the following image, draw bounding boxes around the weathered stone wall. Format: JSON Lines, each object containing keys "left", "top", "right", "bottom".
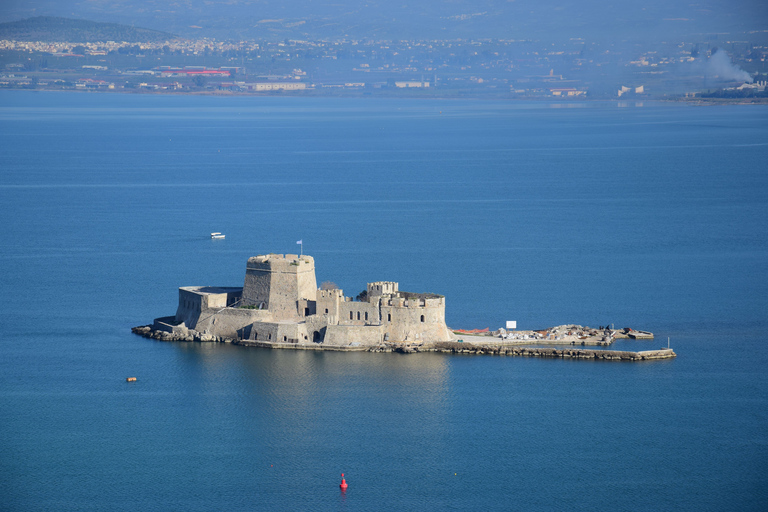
{"left": 194, "top": 307, "right": 270, "bottom": 339}
{"left": 244, "top": 321, "right": 310, "bottom": 344}
{"left": 316, "top": 288, "right": 344, "bottom": 324}
{"left": 338, "top": 299, "right": 379, "bottom": 326}
{"left": 176, "top": 288, "right": 203, "bottom": 328}
{"left": 153, "top": 316, "right": 187, "bottom": 334}
{"left": 324, "top": 324, "right": 385, "bottom": 346}
{"left": 379, "top": 296, "right": 452, "bottom": 342}
{"left": 175, "top": 286, "right": 242, "bottom": 330}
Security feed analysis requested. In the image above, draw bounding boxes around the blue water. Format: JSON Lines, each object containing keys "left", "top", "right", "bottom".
{"left": 1, "top": 91, "right": 767, "bottom": 511}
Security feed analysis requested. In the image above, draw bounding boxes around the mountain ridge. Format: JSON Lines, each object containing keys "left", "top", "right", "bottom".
{"left": 0, "top": 1, "right": 765, "bottom": 43}
{"left": 0, "top": 16, "right": 175, "bottom": 42}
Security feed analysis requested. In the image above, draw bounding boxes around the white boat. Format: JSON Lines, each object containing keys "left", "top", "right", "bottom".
{"left": 210, "top": 232, "right": 225, "bottom": 239}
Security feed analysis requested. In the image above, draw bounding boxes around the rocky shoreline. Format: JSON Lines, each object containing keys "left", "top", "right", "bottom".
{"left": 131, "top": 325, "right": 676, "bottom": 361}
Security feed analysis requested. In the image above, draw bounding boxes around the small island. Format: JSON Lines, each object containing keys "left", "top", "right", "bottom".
{"left": 132, "top": 252, "right": 675, "bottom": 361}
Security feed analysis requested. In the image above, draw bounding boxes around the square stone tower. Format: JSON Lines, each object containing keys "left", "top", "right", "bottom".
{"left": 242, "top": 254, "right": 317, "bottom": 320}
{"left": 367, "top": 281, "right": 399, "bottom": 298}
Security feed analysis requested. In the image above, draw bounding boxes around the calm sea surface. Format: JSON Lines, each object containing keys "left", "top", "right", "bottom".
{"left": 1, "top": 91, "right": 767, "bottom": 511}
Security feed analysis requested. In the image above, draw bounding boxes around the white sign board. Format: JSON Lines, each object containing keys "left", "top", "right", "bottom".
{"left": 506, "top": 321, "right": 517, "bottom": 330}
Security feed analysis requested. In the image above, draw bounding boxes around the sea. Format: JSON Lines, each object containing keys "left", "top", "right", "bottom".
{"left": 1, "top": 91, "right": 766, "bottom": 511}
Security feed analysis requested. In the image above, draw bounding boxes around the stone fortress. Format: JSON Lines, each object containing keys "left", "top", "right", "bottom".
{"left": 155, "top": 253, "right": 455, "bottom": 346}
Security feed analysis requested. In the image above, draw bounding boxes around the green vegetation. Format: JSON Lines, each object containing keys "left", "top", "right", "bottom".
{"left": 700, "top": 88, "right": 768, "bottom": 99}
{"left": 0, "top": 16, "right": 174, "bottom": 42}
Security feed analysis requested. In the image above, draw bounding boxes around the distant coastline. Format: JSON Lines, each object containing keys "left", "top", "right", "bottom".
{"left": 3, "top": 16, "right": 765, "bottom": 103}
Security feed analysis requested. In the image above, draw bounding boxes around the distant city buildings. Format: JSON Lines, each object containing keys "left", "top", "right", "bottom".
{"left": 0, "top": 34, "right": 764, "bottom": 98}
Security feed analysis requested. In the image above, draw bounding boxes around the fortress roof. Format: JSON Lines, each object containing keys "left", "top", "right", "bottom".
{"left": 398, "top": 291, "right": 444, "bottom": 300}
{"left": 180, "top": 286, "right": 242, "bottom": 295}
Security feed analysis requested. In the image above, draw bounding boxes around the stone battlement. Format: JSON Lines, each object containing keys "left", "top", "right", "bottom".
{"left": 246, "top": 254, "right": 315, "bottom": 274}
{"left": 367, "top": 281, "right": 399, "bottom": 296}
{"left": 383, "top": 296, "right": 445, "bottom": 308}
{"left": 318, "top": 288, "right": 345, "bottom": 299}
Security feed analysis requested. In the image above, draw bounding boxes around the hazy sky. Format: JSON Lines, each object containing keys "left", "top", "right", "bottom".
{"left": 1, "top": 0, "right": 766, "bottom": 40}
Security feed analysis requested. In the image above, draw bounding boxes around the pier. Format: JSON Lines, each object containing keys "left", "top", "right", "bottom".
{"left": 427, "top": 342, "right": 676, "bottom": 361}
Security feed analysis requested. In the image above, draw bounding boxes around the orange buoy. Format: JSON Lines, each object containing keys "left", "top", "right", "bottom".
{"left": 126, "top": 377, "right": 137, "bottom": 382}
{"left": 339, "top": 473, "right": 348, "bottom": 491}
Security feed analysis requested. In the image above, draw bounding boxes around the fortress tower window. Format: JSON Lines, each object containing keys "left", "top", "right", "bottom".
{"left": 350, "top": 311, "right": 354, "bottom": 320}
{"left": 421, "top": 315, "right": 425, "bottom": 323}
{"left": 388, "top": 313, "right": 391, "bottom": 322}
{"left": 357, "top": 311, "right": 361, "bottom": 320}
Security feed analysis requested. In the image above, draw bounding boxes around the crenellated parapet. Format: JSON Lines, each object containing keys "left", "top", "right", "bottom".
{"left": 367, "top": 281, "right": 399, "bottom": 297}
{"left": 245, "top": 253, "right": 313, "bottom": 273}
{"left": 381, "top": 293, "right": 445, "bottom": 309}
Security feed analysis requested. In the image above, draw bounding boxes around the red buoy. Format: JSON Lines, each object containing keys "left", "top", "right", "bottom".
{"left": 339, "top": 473, "right": 348, "bottom": 491}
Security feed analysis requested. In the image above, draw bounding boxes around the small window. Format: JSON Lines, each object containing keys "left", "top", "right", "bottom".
{"left": 388, "top": 313, "right": 391, "bottom": 322}
{"left": 365, "top": 312, "right": 368, "bottom": 321}
{"left": 421, "top": 315, "right": 425, "bottom": 323}
{"left": 283, "top": 336, "right": 287, "bottom": 342}
{"left": 325, "top": 308, "right": 329, "bottom": 314}
{"left": 350, "top": 311, "right": 353, "bottom": 320}
{"left": 268, "top": 333, "right": 271, "bottom": 340}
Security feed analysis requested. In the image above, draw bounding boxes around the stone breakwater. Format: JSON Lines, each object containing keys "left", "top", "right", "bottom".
{"left": 132, "top": 326, "right": 676, "bottom": 361}
{"left": 425, "top": 342, "right": 675, "bottom": 361}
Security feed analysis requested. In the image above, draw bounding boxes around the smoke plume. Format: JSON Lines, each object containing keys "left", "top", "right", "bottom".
{"left": 707, "top": 49, "right": 753, "bottom": 83}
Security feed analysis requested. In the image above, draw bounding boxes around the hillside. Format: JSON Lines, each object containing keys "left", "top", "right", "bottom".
{"left": 0, "top": 1, "right": 765, "bottom": 42}
{"left": 0, "top": 16, "right": 175, "bottom": 42}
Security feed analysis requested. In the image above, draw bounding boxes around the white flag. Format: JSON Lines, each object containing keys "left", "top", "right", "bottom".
{"left": 296, "top": 240, "right": 302, "bottom": 245}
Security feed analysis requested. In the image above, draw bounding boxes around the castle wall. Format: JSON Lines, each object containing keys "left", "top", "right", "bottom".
{"left": 338, "top": 299, "right": 379, "bottom": 326}
{"left": 379, "top": 296, "right": 452, "bottom": 342}
{"left": 196, "top": 308, "right": 271, "bottom": 339}
{"left": 244, "top": 321, "right": 310, "bottom": 344}
{"left": 323, "top": 324, "right": 385, "bottom": 346}
{"left": 175, "top": 286, "right": 242, "bottom": 331}
{"left": 316, "top": 288, "right": 344, "bottom": 325}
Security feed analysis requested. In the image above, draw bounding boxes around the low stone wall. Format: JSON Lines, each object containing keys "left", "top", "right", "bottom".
{"left": 235, "top": 340, "right": 369, "bottom": 351}
{"left": 133, "top": 325, "right": 231, "bottom": 343}
{"left": 152, "top": 316, "right": 187, "bottom": 334}
{"left": 427, "top": 342, "right": 676, "bottom": 360}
